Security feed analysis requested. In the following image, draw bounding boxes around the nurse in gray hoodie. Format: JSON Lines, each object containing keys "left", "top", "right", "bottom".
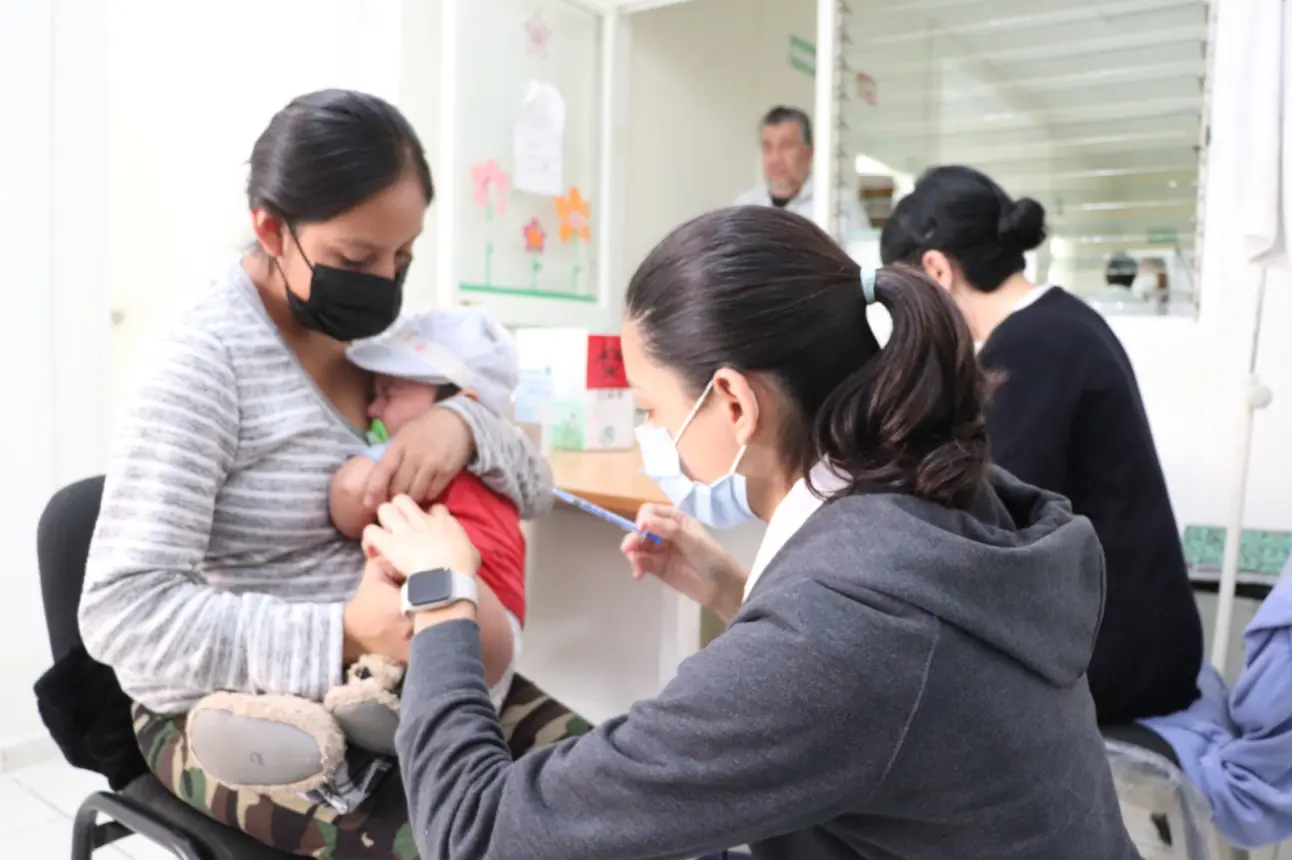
{"left": 364, "top": 206, "right": 1139, "bottom": 860}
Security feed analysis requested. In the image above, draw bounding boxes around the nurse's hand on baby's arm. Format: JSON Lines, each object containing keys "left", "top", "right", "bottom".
{"left": 331, "top": 456, "right": 378, "bottom": 541}
{"left": 362, "top": 497, "right": 514, "bottom": 686}
{"left": 622, "top": 505, "right": 748, "bottom": 623}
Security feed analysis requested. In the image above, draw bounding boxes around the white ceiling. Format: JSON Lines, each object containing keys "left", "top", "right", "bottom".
{"left": 839, "top": 0, "right": 1207, "bottom": 264}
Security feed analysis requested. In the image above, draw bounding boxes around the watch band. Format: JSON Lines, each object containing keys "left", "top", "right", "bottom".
{"left": 401, "top": 567, "right": 479, "bottom": 616}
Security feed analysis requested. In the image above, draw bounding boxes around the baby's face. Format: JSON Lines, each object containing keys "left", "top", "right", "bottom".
{"left": 369, "top": 375, "right": 441, "bottom": 436}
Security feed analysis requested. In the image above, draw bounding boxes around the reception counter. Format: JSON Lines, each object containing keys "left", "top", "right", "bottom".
{"left": 548, "top": 449, "right": 666, "bottom": 518}
{"left": 516, "top": 449, "right": 766, "bottom": 723}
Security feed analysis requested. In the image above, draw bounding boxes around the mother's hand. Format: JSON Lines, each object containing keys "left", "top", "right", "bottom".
{"left": 362, "top": 407, "right": 475, "bottom": 507}
{"left": 621, "top": 505, "right": 748, "bottom": 623}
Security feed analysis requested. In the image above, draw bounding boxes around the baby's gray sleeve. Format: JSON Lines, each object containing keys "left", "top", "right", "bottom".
{"left": 439, "top": 396, "right": 554, "bottom": 518}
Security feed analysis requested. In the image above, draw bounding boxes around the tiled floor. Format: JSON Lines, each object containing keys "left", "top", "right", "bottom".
{"left": 3, "top": 756, "right": 1288, "bottom": 859}
{"left": 0, "top": 760, "right": 1194, "bottom": 860}
{"left": 0, "top": 759, "right": 174, "bottom": 860}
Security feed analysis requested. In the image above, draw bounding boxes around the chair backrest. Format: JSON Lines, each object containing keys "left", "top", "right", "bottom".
{"left": 37, "top": 475, "right": 105, "bottom": 662}
{"left": 1104, "top": 737, "right": 1226, "bottom": 860}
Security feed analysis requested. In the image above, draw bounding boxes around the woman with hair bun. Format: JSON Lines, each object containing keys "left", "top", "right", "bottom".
{"left": 881, "top": 164, "right": 1203, "bottom": 726}
{"left": 371, "top": 206, "right": 1138, "bottom": 859}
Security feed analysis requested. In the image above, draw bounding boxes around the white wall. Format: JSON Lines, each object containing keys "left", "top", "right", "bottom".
{"left": 106, "top": 0, "right": 408, "bottom": 412}
{"left": 0, "top": 1, "right": 60, "bottom": 757}
{"left": 0, "top": 0, "right": 118, "bottom": 761}
{"left": 1115, "top": 0, "right": 1291, "bottom": 534}
{"left": 51, "top": 2, "right": 114, "bottom": 489}
{"left": 622, "top": 0, "right": 815, "bottom": 280}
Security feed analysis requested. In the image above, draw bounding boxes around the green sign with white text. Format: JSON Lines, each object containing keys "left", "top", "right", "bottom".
{"left": 789, "top": 35, "right": 815, "bottom": 77}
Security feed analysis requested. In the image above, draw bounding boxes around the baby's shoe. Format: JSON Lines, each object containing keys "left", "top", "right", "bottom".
{"left": 187, "top": 693, "right": 344, "bottom": 795}
{"left": 324, "top": 654, "right": 404, "bottom": 756}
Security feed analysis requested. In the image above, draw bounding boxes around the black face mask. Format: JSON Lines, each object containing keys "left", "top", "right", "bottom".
{"left": 279, "top": 232, "right": 406, "bottom": 341}
{"left": 285, "top": 263, "right": 405, "bottom": 341}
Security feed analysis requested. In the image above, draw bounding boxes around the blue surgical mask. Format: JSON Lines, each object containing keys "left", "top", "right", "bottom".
{"left": 635, "top": 380, "right": 757, "bottom": 530}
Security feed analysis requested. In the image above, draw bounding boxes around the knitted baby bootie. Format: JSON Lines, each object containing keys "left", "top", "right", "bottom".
{"left": 187, "top": 693, "right": 345, "bottom": 795}
{"left": 324, "top": 654, "right": 405, "bottom": 756}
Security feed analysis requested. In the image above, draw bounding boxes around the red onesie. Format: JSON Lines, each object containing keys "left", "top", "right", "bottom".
{"left": 434, "top": 474, "right": 527, "bottom": 625}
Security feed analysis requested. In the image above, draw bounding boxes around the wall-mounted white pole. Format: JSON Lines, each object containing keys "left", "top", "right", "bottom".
{"left": 595, "top": 7, "right": 619, "bottom": 311}
{"left": 811, "top": 0, "right": 838, "bottom": 233}
{"left": 1212, "top": 271, "right": 1273, "bottom": 671}
{"left": 435, "top": 0, "right": 459, "bottom": 307}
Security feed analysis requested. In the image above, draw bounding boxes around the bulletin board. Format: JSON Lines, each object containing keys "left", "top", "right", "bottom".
{"left": 454, "top": 0, "right": 603, "bottom": 307}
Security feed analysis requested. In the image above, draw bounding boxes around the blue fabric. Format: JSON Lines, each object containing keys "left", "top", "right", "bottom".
{"left": 1143, "top": 557, "right": 1292, "bottom": 848}
{"left": 362, "top": 442, "right": 388, "bottom": 461}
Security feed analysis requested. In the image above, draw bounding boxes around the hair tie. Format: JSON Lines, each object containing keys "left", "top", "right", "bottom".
{"left": 860, "top": 268, "right": 878, "bottom": 304}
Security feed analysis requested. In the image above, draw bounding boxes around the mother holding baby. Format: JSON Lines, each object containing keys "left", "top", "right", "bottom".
{"left": 78, "top": 89, "right": 569, "bottom": 857}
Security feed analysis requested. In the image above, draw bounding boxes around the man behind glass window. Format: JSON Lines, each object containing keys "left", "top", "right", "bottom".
{"left": 734, "top": 105, "right": 870, "bottom": 242}
{"left": 1089, "top": 251, "right": 1155, "bottom": 316}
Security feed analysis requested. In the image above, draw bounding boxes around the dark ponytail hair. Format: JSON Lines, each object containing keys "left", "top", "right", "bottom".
{"left": 625, "top": 206, "right": 991, "bottom": 509}
{"left": 247, "top": 89, "right": 433, "bottom": 226}
{"left": 880, "top": 164, "right": 1045, "bottom": 293}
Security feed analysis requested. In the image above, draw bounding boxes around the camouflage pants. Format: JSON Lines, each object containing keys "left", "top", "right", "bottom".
{"left": 133, "top": 675, "right": 593, "bottom": 859}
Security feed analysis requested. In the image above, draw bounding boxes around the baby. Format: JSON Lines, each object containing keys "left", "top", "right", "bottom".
{"left": 186, "top": 307, "right": 527, "bottom": 809}
{"left": 336, "top": 306, "right": 527, "bottom": 708}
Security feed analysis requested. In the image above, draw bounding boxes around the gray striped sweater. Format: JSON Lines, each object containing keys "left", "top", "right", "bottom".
{"left": 79, "top": 260, "right": 553, "bottom": 715}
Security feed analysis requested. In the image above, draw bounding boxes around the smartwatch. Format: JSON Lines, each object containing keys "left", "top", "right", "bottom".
{"left": 400, "top": 567, "right": 479, "bottom": 616}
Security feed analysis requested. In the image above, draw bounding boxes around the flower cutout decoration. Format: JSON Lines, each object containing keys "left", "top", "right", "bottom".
{"left": 524, "top": 13, "right": 551, "bottom": 57}
{"left": 471, "top": 159, "right": 510, "bottom": 217}
{"left": 523, "top": 217, "right": 547, "bottom": 254}
{"left": 855, "top": 72, "right": 878, "bottom": 106}
{"left": 555, "top": 187, "right": 592, "bottom": 243}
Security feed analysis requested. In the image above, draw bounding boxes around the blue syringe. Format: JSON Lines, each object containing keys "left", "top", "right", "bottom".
{"left": 552, "top": 488, "right": 663, "bottom": 544}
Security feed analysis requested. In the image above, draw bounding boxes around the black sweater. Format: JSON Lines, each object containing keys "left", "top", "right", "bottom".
{"left": 979, "top": 287, "right": 1203, "bottom": 724}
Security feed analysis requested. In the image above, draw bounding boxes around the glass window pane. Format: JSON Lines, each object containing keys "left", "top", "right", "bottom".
{"left": 836, "top": 0, "right": 1208, "bottom": 314}
{"left": 455, "top": 0, "right": 602, "bottom": 305}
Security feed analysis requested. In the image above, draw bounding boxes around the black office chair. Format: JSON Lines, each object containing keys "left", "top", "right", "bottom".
{"left": 34, "top": 477, "right": 733, "bottom": 859}
{"left": 35, "top": 476, "right": 298, "bottom": 860}
{"left": 1101, "top": 723, "right": 1234, "bottom": 860}
{"left": 1095, "top": 557, "right": 1265, "bottom": 860}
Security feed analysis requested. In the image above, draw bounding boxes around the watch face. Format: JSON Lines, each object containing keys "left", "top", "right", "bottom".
{"left": 407, "top": 569, "right": 454, "bottom": 606}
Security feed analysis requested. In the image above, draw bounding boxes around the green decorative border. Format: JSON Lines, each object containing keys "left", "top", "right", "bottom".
{"left": 459, "top": 282, "right": 597, "bottom": 303}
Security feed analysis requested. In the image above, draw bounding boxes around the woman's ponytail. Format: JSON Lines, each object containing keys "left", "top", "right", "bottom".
{"left": 811, "top": 264, "right": 991, "bottom": 509}
{"left": 623, "top": 207, "right": 990, "bottom": 510}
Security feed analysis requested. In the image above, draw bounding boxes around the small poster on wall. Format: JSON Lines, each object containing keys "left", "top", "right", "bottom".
{"left": 514, "top": 80, "right": 566, "bottom": 196}
{"left": 454, "top": 0, "right": 600, "bottom": 308}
